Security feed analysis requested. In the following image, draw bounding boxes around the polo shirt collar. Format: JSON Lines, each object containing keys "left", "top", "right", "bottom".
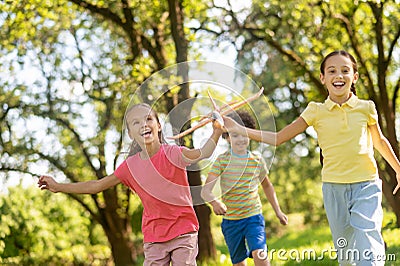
{"left": 324, "top": 93, "right": 358, "bottom": 110}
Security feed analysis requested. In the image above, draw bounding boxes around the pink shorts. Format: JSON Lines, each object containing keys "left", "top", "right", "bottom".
{"left": 143, "top": 231, "right": 198, "bottom": 266}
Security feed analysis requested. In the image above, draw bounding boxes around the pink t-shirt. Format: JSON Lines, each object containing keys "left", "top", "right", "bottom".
{"left": 114, "top": 144, "right": 199, "bottom": 243}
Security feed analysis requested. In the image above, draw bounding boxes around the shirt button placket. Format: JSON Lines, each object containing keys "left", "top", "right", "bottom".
{"left": 340, "top": 106, "right": 349, "bottom": 131}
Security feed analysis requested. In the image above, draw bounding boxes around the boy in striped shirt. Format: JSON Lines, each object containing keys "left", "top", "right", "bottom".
{"left": 201, "top": 110, "right": 288, "bottom": 266}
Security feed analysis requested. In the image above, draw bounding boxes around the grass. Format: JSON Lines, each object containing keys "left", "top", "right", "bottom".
{"left": 199, "top": 211, "right": 400, "bottom": 266}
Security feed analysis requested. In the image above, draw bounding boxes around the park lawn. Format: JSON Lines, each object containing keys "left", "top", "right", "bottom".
{"left": 201, "top": 211, "right": 399, "bottom": 266}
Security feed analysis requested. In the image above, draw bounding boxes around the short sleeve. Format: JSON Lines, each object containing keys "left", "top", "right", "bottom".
{"left": 113, "top": 160, "right": 131, "bottom": 189}
{"left": 163, "top": 144, "right": 191, "bottom": 168}
{"left": 367, "top": 101, "right": 378, "bottom": 126}
{"left": 209, "top": 156, "right": 223, "bottom": 176}
{"left": 300, "top": 101, "right": 318, "bottom": 126}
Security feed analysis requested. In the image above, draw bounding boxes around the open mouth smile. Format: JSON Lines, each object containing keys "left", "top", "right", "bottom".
{"left": 333, "top": 81, "right": 345, "bottom": 88}
{"left": 141, "top": 129, "right": 152, "bottom": 137}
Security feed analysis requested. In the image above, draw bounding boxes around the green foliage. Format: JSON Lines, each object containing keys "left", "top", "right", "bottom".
{"left": 0, "top": 0, "right": 72, "bottom": 53}
{"left": 1, "top": 0, "right": 206, "bottom": 263}
{"left": 0, "top": 185, "right": 110, "bottom": 265}
{"left": 1, "top": 0, "right": 399, "bottom": 264}
{"left": 196, "top": 0, "right": 400, "bottom": 225}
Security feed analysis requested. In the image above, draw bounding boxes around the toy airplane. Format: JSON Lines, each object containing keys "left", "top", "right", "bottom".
{"left": 168, "top": 87, "right": 264, "bottom": 139}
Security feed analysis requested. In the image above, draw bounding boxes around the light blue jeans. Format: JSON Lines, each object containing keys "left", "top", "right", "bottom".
{"left": 322, "top": 179, "right": 385, "bottom": 266}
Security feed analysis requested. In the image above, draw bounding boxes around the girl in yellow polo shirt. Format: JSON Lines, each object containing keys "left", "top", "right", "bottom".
{"left": 223, "top": 50, "right": 400, "bottom": 266}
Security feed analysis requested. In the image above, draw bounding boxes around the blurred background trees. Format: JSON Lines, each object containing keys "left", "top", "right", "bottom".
{"left": 0, "top": 0, "right": 399, "bottom": 264}
{"left": 0, "top": 185, "right": 112, "bottom": 264}
{"left": 198, "top": 0, "right": 400, "bottom": 226}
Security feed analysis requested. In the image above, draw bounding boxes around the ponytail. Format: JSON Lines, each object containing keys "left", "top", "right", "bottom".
{"left": 128, "top": 140, "right": 142, "bottom": 156}
{"left": 351, "top": 84, "right": 357, "bottom": 96}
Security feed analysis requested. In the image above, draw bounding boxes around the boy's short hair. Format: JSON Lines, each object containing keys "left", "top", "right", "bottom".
{"left": 223, "top": 110, "right": 256, "bottom": 139}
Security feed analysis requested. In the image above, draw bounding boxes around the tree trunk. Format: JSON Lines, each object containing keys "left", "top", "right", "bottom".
{"left": 101, "top": 190, "right": 138, "bottom": 265}
{"left": 376, "top": 81, "right": 400, "bottom": 226}
{"left": 188, "top": 169, "right": 217, "bottom": 261}
{"left": 167, "top": 0, "right": 217, "bottom": 260}
{"left": 380, "top": 168, "right": 400, "bottom": 227}
{"left": 103, "top": 226, "right": 137, "bottom": 265}
{"left": 382, "top": 182, "right": 400, "bottom": 227}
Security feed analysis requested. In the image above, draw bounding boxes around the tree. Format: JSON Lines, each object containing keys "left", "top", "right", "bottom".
{"left": 69, "top": 0, "right": 217, "bottom": 261}
{"left": 199, "top": 0, "right": 400, "bottom": 225}
{"left": 0, "top": 185, "right": 110, "bottom": 265}
{"left": 0, "top": 0, "right": 217, "bottom": 264}
{"left": 0, "top": 1, "right": 140, "bottom": 263}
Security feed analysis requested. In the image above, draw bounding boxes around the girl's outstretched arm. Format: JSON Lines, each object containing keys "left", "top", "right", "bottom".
{"left": 224, "top": 116, "right": 308, "bottom": 146}
{"left": 182, "top": 121, "right": 223, "bottom": 163}
{"left": 369, "top": 124, "right": 400, "bottom": 195}
{"left": 38, "top": 174, "right": 121, "bottom": 194}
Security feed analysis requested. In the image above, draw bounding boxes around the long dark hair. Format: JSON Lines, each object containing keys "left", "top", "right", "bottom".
{"left": 126, "top": 103, "right": 165, "bottom": 156}
{"left": 319, "top": 50, "right": 358, "bottom": 166}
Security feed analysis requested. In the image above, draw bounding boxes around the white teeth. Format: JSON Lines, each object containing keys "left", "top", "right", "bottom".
{"left": 141, "top": 130, "right": 151, "bottom": 136}
{"left": 333, "top": 82, "right": 345, "bottom": 86}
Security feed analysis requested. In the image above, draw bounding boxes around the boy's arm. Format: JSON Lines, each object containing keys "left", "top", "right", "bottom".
{"left": 201, "top": 172, "right": 227, "bottom": 215}
{"left": 369, "top": 123, "right": 400, "bottom": 194}
{"left": 261, "top": 175, "right": 288, "bottom": 225}
{"left": 38, "top": 174, "right": 121, "bottom": 194}
{"left": 182, "top": 121, "right": 223, "bottom": 163}
{"left": 223, "top": 116, "right": 308, "bottom": 146}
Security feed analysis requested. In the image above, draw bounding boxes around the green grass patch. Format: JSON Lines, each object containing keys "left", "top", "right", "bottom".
{"left": 202, "top": 211, "right": 399, "bottom": 266}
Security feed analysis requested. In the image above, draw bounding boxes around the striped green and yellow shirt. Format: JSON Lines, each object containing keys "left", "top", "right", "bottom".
{"left": 209, "top": 150, "right": 268, "bottom": 220}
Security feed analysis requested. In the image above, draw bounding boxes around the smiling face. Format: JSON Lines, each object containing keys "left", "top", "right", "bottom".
{"left": 227, "top": 132, "right": 250, "bottom": 155}
{"left": 126, "top": 104, "right": 161, "bottom": 146}
{"left": 223, "top": 110, "right": 255, "bottom": 155}
{"left": 320, "top": 53, "right": 359, "bottom": 104}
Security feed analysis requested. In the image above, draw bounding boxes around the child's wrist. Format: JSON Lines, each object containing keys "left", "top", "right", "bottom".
{"left": 53, "top": 182, "right": 62, "bottom": 193}
{"left": 210, "top": 199, "right": 220, "bottom": 206}
{"left": 213, "top": 127, "right": 223, "bottom": 135}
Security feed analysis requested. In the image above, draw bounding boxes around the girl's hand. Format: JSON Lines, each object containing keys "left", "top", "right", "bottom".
{"left": 38, "top": 175, "right": 59, "bottom": 193}
{"left": 222, "top": 115, "right": 240, "bottom": 133}
{"left": 211, "top": 112, "right": 224, "bottom": 132}
{"left": 210, "top": 200, "right": 227, "bottom": 215}
{"left": 277, "top": 211, "right": 288, "bottom": 225}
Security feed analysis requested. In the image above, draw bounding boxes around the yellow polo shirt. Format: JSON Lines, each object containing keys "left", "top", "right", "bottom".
{"left": 301, "top": 95, "right": 379, "bottom": 183}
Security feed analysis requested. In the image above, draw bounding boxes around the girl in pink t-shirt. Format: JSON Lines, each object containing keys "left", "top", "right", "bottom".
{"left": 38, "top": 103, "right": 223, "bottom": 265}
